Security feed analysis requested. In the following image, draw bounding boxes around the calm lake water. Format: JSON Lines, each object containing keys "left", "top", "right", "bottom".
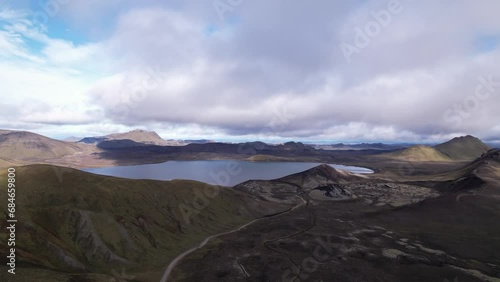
{"left": 83, "top": 161, "right": 373, "bottom": 187}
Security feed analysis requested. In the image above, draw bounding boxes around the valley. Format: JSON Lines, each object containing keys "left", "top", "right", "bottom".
{"left": 0, "top": 129, "right": 499, "bottom": 281}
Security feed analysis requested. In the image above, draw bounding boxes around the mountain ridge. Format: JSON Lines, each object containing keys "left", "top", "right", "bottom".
{"left": 381, "top": 135, "right": 490, "bottom": 162}
{"left": 435, "top": 135, "right": 490, "bottom": 160}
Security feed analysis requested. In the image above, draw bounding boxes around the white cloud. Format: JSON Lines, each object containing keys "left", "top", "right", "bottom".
{"left": 2, "top": 2, "right": 500, "bottom": 142}
{"left": 0, "top": 6, "right": 102, "bottom": 128}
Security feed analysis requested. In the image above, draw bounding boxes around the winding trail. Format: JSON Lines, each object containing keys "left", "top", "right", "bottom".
{"left": 160, "top": 196, "right": 307, "bottom": 282}
{"left": 266, "top": 182, "right": 318, "bottom": 282}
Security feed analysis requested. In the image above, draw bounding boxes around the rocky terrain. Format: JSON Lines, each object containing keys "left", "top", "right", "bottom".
{"left": 167, "top": 152, "right": 500, "bottom": 282}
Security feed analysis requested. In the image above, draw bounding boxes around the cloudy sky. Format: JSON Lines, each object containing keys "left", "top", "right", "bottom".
{"left": 1, "top": 0, "right": 499, "bottom": 143}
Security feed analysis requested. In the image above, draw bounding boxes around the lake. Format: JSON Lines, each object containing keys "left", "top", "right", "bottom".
{"left": 83, "top": 161, "right": 373, "bottom": 187}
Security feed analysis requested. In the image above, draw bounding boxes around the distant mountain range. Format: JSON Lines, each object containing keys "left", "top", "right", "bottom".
{"left": 0, "top": 128, "right": 496, "bottom": 168}
{"left": 314, "top": 143, "right": 411, "bottom": 151}
{"left": 76, "top": 130, "right": 217, "bottom": 148}
{"left": 0, "top": 129, "right": 320, "bottom": 168}
{"left": 65, "top": 129, "right": 500, "bottom": 154}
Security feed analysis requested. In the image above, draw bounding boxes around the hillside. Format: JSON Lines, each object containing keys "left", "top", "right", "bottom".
{"left": 371, "top": 150, "right": 500, "bottom": 280}
{"left": 382, "top": 145, "right": 452, "bottom": 162}
{"left": 474, "top": 149, "right": 500, "bottom": 183}
{"left": 435, "top": 135, "right": 490, "bottom": 160}
{"left": 0, "top": 130, "right": 83, "bottom": 161}
{"left": 0, "top": 157, "right": 19, "bottom": 168}
{"left": 440, "top": 148, "right": 500, "bottom": 183}
{"left": 0, "top": 165, "right": 288, "bottom": 281}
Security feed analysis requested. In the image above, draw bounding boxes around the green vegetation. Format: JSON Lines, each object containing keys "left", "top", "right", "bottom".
{"left": 435, "top": 135, "right": 490, "bottom": 160}
{"left": 0, "top": 165, "right": 276, "bottom": 281}
{"left": 382, "top": 145, "right": 452, "bottom": 162}
{"left": 379, "top": 136, "right": 490, "bottom": 163}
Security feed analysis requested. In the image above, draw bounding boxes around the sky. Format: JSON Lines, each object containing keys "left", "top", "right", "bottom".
{"left": 0, "top": 0, "right": 500, "bottom": 143}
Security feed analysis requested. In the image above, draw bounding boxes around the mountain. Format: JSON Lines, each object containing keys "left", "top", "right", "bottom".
{"left": 235, "top": 164, "right": 371, "bottom": 203}
{"left": 79, "top": 129, "right": 185, "bottom": 147}
{"left": 0, "top": 129, "right": 322, "bottom": 168}
{"left": 382, "top": 145, "right": 452, "bottom": 162}
{"left": 435, "top": 135, "right": 490, "bottom": 160}
{"left": 61, "top": 136, "right": 82, "bottom": 142}
{"left": 278, "top": 163, "right": 369, "bottom": 186}
{"left": 0, "top": 130, "right": 83, "bottom": 161}
{"left": 379, "top": 136, "right": 490, "bottom": 162}
{"left": 105, "top": 129, "right": 171, "bottom": 145}
{"left": 97, "top": 139, "right": 149, "bottom": 149}
{"left": 0, "top": 165, "right": 288, "bottom": 280}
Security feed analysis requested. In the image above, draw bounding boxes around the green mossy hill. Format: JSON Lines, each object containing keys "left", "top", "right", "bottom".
{"left": 383, "top": 145, "right": 452, "bottom": 162}
{"left": 435, "top": 135, "right": 490, "bottom": 160}
{"left": 0, "top": 165, "right": 284, "bottom": 280}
